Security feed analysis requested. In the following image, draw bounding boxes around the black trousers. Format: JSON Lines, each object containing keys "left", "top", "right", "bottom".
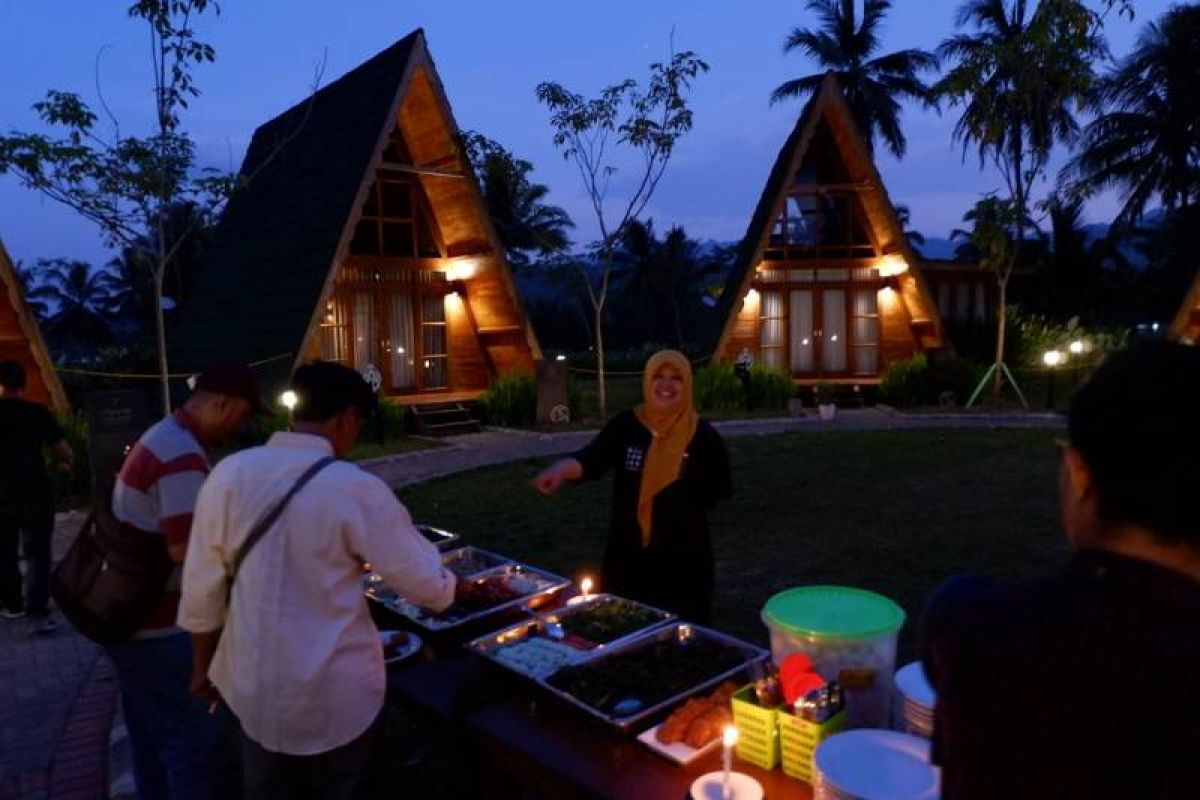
{"left": 0, "top": 495, "right": 54, "bottom": 615}
{"left": 241, "top": 712, "right": 381, "bottom": 800}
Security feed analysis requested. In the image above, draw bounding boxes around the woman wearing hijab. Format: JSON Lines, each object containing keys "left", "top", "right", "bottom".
{"left": 532, "top": 351, "right": 731, "bottom": 623}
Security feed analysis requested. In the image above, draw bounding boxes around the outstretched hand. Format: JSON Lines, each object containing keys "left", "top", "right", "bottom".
{"left": 530, "top": 467, "right": 565, "bottom": 496}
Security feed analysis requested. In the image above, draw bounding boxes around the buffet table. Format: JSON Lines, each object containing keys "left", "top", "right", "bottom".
{"left": 379, "top": 613, "right": 815, "bottom": 799}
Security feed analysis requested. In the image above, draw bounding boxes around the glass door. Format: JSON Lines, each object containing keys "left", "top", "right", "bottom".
{"left": 421, "top": 295, "right": 448, "bottom": 390}
{"left": 820, "top": 289, "right": 847, "bottom": 374}
{"left": 789, "top": 290, "right": 816, "bottom": 375}
{"left": 387, "top": 291, "right": 415, "bottom": 391}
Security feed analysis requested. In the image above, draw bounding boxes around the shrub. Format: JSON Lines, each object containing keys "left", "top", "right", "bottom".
{"left": 49, "top": 410, "right": 91, "bottom": 504}
{"left": 746, "top": 365, "right": 793, "bottom": 410}
{"left": 926, "top": 355, "right": 983, "bottom": 406}
{"left": 478, "top": 373, "right": 537, "bottom": 427}
{"left": 814, "top": 381, "right": 838, "bottom": 405}
{"left": 566, "top": 376, "right": 583, "bottom": 422}
{"left": 694, "top": 365, "right": 744, "bottom": 412}
{"left": 879, "top": 353, "right": 929, "bottom": 407}
{"left": 373, "top": 396, "right": 407, "bottom": 440}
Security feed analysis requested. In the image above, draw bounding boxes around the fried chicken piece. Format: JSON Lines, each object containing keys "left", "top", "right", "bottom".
{"left": 656, "top": 697, "right": 709, "bottom": 744}
{"left": 684, "top": 705, "right": 732, "bottom": 749}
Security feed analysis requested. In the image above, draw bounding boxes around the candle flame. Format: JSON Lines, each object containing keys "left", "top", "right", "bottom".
{"left": 723, "top": 724, "right": 739, "bottom": 748}
{"left": 581, "top": 576, "right": 594, "bottom": 596}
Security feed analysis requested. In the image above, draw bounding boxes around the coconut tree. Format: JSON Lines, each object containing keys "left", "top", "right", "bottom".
{"left": 770, "top": 0, "right": 939, "bottom": 158}
{"left": 463, "top": 133, "right": 574, "bottom": 269}
{"left": 935, "top": 0, "right": 1105, "bottom": 400}
{"left": 1060, "top": 6, "right": 1200, "bottom": 227}
{"left": 24, "top": 259, "right": 126, "bottom": 355}
{"left": 895, "top": 204, "right": 926, "bottom": 252}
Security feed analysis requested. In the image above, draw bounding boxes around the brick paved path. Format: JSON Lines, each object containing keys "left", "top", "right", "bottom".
{"left": 0, "top": 512, "right": 108, "bottom": 800}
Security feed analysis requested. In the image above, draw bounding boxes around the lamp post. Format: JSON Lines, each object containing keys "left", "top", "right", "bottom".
{"left": 1043, "top": 350, "right": 1064, "bottom": 410}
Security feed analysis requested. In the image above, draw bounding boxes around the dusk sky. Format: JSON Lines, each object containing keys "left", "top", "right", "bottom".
{"left": 0, "top": 0, "right": 1171, "bottom": 269}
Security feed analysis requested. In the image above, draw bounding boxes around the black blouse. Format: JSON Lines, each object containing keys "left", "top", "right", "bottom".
{"left": 573, "top": 410, "right": 731, "bottom": 620}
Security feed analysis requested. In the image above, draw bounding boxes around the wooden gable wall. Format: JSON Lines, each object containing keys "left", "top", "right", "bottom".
{"left": 0, "top": 239, "right": 68, "bottom": 412}
{"left": 1170, "top": 268, "right": 1200, "bottom": 344}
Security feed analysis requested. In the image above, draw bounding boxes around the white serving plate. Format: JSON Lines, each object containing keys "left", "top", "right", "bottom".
{"left": 636, "top": 723, "right": 722, "bottom": 765}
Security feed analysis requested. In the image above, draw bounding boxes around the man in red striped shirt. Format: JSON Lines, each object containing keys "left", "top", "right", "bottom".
{"left": 109, "top": 364, "right": 263, "bottom": 800}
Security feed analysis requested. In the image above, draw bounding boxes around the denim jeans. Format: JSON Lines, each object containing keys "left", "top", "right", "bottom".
{"left": 106, "top": 632, "right": 230, "bottom": 800}
{"left": 0, "top": 495, "right": 54, "bottom": 615}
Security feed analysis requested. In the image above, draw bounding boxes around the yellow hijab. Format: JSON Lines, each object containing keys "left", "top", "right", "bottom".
{"left": 633, "top": 350, "right": 699, "bottom": 547}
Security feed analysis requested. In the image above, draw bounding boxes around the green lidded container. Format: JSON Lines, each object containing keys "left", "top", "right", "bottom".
{"left": 761, "top": 586, "right": 905, "bottom": 729}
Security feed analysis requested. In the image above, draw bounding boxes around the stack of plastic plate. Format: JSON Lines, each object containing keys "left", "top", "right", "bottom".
{"left": 892, "top": 662, "right": 936, "bottom": 739}
{"left": 813, "top": 729, "right": 940, "bottom": 800}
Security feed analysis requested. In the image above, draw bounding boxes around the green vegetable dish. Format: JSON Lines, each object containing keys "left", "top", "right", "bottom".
{"left": 558, "top": 598, "right": 663, "bottom": 644}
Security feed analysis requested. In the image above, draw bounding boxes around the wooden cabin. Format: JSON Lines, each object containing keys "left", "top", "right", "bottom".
{"left": 712, "top": 74, "right": 946, "bottom": 384}
{"left": 173, "top": 30, "right": 540, "bottom": 402}
{"left": 0, "top": 237, "right": 68, "bottom": 413}
{"left": 1169, "top": 268, "right": 1200, "bottom": 344}
{"left": 921, "top": 259, "right": 996, "bottom": 326}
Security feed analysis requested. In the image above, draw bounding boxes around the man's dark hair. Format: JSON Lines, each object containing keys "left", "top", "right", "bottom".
{"left": 1068, "top": 341, "right": 1200, "bottom": 545}
{"left": 290, "top": 361, "right": 376, "bottom": 424}
{"left": 0, "top": 360, "right": 27, "bottom": 391}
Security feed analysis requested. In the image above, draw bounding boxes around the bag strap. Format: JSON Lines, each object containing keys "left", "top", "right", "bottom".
{"left": 228, "top": 456, "right": 336, "bottom": 591}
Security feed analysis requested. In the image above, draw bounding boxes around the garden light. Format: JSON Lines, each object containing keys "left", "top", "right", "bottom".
{"left": 279, "top": 390, "right": 298, "bottom": 410}
{"left": 1069, "top": 340, "right": 1084, "bottom": 355}
{"left": 1042, "top": 350, "right": 1064, "bottom": 368}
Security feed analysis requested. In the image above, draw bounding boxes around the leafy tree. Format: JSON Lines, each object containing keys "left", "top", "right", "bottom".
{"left": 536, "top": 46, "right": 709, "bottom": 415}
{"left": 934, "top": 0, "right": 1105, "bottom": 400}
{"left": 0, "top": 1, "right": 230, "bottom": 413}
{"left": 22, "top": 259, "right": 126, "bottom": 356}
{"left": 1060, "top": 5, "right": 1200, "bottom": 232}
{"left": 770, "top": 0, "right": 939, "bottom": 158}
{"left": 462, "top": 132, "right": 574, "bottom": 268}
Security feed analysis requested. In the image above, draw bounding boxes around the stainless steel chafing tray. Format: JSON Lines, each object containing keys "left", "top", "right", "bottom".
{"left": 468, "top": 594, "right": 676, "bottom": 680}
{"left": 535, "top": 621, "right": 769, "bottom": 734}
{"left": 365, "top": 560, "right": 569, "bottom": 633}
{"left": 415, "top": 524, "right": 460, "bottom": 550}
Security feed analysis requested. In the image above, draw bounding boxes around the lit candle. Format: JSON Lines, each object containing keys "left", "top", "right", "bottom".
{"left": 567, "top": 575, "right": 596, "bottom": 606}
{"left": 581, "top": 576, "right": 594, "bottom": 598}
{"left": 722, "top": 724, "right": 739, "bottom": 799}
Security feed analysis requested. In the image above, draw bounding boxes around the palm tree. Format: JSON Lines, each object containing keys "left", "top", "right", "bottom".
{"left": 24, "top": 259, "right": 126, "bottom": 355}
{"left": 935, "top": 0, "right": 1104, "bottom": 399}
{"left": 895, "top": 204, "right": 926, "bottom": 253}
{"left": 770, "top": 0, "right": 938, "bottom": 158}
{"left": 1060, "top": 6, "right": 1200, "bottom": 227}
{"left": 463, "top": 132, "right": 573, "bottom": 267}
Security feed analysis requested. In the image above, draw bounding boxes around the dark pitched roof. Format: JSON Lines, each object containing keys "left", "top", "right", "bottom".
{"left": 172, "top": 31, "right": 422, "bottom": 385}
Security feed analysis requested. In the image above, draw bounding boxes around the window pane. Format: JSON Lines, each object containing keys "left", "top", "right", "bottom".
{"left": 937, "top": 283, "right": 950, "bottom": 317}
{"left": 854, "top": 346, "right": 878, "bottom": 375}
{"left": 349, "top": 220, "right": 379, "bottom": 256}
{"left": 974, "top": 283, "right": 987, "bottom": 321}
{"left": 788, "top": 269, "right": 813, "bottom": 282}
{"left": 423, "top": 357, "right": 448, "bottom": 389}
{"left": 379, "top": 180, "right": 413, "bottom": 218}
{"left": 382, "top": 222, "right": 415, "bottom": 257}
{"left": 956, "top": 284, "right": 970, "bottom": 321}
{"left": 362, "top": 184, "right": 379, "bottom": 217}
{"left": 423, "top": 294, "right": 446, "bottom": 324}
{"left": 816, "top": 268, "right": 850, "bottom": 282}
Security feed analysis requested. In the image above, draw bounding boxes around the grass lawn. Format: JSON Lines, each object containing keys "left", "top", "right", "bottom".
{"left": 348, "top": 435, "right": 443, "bottom": 461}
{"left": 399, "top": 428, "right": 1064, "bottom": 663}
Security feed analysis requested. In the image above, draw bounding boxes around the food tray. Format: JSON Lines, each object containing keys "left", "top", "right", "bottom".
{"left": 538, "top": 594, "right": 676, "bottom": 648}
{"left": 540, "top": 622, "right": 768, "bottom": 733}
{"left": 366, "top": 562, "right": 569, "bottom": 633}
{"left": 440, "top": 546, "right": 510, "bottom": 578}
{"left": 469, "top": 595, "right": 673, "bottom": 681}
{"left": 415, "top": 524, "right": 460, "bottom": 550}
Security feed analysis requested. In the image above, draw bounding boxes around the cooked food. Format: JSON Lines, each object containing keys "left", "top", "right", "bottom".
{"left": 657, "top": 697, "right": 709, "bottom": 744}
{"left": 684, "top": 704, "right": 733, "bottom": 749}
{"left": 546, "top": 638, "right": 747, "bottom": 719}
{"left": 444, "top": 548, "right": 507, "bottom": 578}
{"left": 558, "top": 598, "right": 663, "bottom": 645}
{"left": 494, "top": 637, "right": 591, "bottom": 678}
{"left": 657, "top": 682, "right": 738, "bottom": 746}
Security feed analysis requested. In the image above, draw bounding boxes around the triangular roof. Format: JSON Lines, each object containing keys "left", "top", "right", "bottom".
{"left": 712, "top": 72, "right": 945, "bottom": 356}
{"left": 1169, "top": 267, "right": 1200, "bottom": 344}
{"left": 0, "top": 238, "right": 69, "bottom": 413}
{"left": 173, "top": 29, "right": 539, "bottom": 389}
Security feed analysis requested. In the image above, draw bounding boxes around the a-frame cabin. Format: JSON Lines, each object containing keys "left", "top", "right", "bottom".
{"left": 712, "top": 74, "right": 946, "bottom": 384}
{"left": 0, "top": 237, "right": 69, "bottom": 413}
{"left": 174, "top": 30, "right": 540, "bottom": 401}
{"left": 1169, "top": 269, "right": 1200, "bottom": 344}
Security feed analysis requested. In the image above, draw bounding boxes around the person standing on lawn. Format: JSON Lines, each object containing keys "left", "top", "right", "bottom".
{"left": 532, "top": 349, "right": 731, "bottom": 623}
{"left": 920, "top": 341, "right": 1200, "bottom": 800}
{"left": 108, "top": 363, "right": 262, "bottom": 800}
{"left": 0, "top": 360, "right": 73, "bottom": 633}
{"left": 179, "top": 361, "right": 460, "bottom": 800}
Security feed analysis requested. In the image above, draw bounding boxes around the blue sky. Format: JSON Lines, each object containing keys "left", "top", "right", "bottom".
{"left": 0, "top": 0, "right": 1170, "bottom": 268}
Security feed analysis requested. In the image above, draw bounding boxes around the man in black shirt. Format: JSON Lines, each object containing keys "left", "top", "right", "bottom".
{"left": 0, "top": 361, "right": 73, "bottom": 633}
{"left": 921, "top": 342, "right": 1200, "bottom": 799}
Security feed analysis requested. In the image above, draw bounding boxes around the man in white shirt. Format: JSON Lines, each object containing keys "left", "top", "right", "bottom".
{"left": 178, "top": 361, "right": 458, "bottom": 800}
